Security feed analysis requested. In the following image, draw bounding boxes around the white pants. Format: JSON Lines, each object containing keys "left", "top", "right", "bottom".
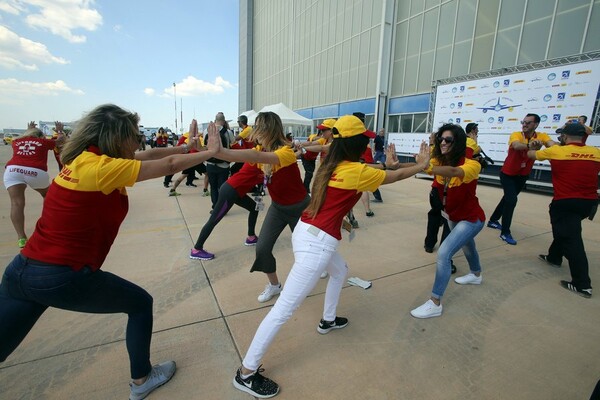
{"left": 3, "top": 166, "right": 49, "bottom": 189}
{"left": 242, "top": 220, "right": 348, "bottom": 371}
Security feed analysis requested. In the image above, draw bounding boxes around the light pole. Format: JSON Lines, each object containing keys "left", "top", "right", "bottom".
{"left": 173, "top": 82, "right": 178, "bottom": 134}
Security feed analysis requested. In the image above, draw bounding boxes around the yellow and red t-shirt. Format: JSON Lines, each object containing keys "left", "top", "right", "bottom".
{"left": 426, "top": 157, "right": 485, "bottom": 223}
{"left": 238, "top": 126, "right": 255, "bottom": 149}
{"left": 252, "top": 145, "right": 306, "bottom": 205}
{"left": 22, "top": 147, "right": 141, "bottom": 271}
{"left": 301, "top": 162, "right": 386, "bottom": 239}
{"left": 177, "top": 132, "right": 203, "bottom": 153}
{"left": 501, "top": 131, "right": 552, "bottom": 176}
{"left": 534, "top": 143, "right": 600, "bottom": 200}
{"left": 303, "top": 136, "right": 326, "bottom": 161}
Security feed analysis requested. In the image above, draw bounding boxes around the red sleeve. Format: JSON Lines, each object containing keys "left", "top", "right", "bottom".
{"left": 361, "top": 148, "right": 374, "bottom": 164}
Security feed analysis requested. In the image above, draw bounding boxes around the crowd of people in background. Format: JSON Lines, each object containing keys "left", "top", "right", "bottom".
{"left": 1, "top": 107, "right": 598, "bottom": 399}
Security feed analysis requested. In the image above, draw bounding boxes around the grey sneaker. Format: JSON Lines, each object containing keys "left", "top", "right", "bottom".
{"left": 129, "top": 361, "right": 176, "bottom": 400}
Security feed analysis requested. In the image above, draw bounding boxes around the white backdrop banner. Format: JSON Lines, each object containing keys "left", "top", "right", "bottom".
{"left": 390, "top": 60, "right": 600, "bottom": 162}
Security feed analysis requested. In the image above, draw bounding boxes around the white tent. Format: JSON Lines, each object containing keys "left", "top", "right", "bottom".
{"left": 249, "top": 103, "right": 313, "bottom": 127}
{"left": 229, "top": 109, "right": 258, "bottom": 129}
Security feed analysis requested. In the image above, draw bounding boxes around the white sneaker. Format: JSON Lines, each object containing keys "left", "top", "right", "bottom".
{"left": 257, "top": 283, "right": 282, "bottom": 303}
{"left": 410, "top": 299, "right": 443, "bottom": 319}
{"left": 320, "top": 271, "right": 328, "bottom": 279}
{"left": 454, "top": 273, "right": 482, "bottom": 285}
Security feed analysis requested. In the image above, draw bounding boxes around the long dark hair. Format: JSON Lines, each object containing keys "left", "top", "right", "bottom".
{"left": 305, "top": 131, "right": 369, "bottom": 218}
{"left": 431, "top": 123, "right": 466, "bottom": 167}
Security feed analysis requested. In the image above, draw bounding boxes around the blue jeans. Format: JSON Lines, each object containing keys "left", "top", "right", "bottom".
{"left": 374, "top": 151, "right": 386, "bottom": 164}
{"left": 0, "top": 255, "right": 153, "bottom": 379}
{"left": 432, "top": 219, "right": 484, "bottom": 299}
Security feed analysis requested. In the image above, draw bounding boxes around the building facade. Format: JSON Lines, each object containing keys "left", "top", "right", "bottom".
{"left": 239, "top": 0, "right": 600, "bottom": 135}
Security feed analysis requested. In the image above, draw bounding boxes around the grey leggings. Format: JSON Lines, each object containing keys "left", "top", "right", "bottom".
{"left": 250, "top": 195, "right": 310, "bottom": 274}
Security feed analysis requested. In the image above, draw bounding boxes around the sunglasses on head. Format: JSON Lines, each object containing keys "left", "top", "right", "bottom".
{"left": 439, "top": 136, "right": 454, "bottom": 144}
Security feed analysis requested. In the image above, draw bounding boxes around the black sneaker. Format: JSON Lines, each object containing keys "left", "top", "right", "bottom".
{"left": 233, "top": 366, "right": 279, "bottom": 398}
{"left": 186, "top": 183, "right": 198, "bottom": 187}
{"left": 451, "top": 261, "right": 457, "bottom": 275}
{"left": 538, "top": 254, "right": 561, "bottom": 268}
{"left": 560, "top": 280, "right": 592, "bottom": 299}
{"left": 317, "top": 316, "right": 348, "bottom": 334}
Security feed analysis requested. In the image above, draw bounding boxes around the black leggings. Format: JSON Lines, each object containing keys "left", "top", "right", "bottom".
{"left": 194, "top": 182, "right": 258, "bottom": 249}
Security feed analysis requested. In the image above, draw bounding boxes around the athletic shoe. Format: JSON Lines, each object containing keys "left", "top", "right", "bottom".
{"left": 350, "top": 219, "right": 359, "bottom": 229}
{"left": 17, "top": 238, "right": 27, "bottom": 248}
{"left": 129, "top": 361, "right": 176, "bottom": 400}
{"left": 454, "top": 273, "right": 482, "bottom": 285}
{"left": 451, "top": 261, "right": 457, "bottom": 275}
{"left": 487, "top": 220, "right": 502, "bottom": 230}
{"left": 500, "top": 233, "right": 517, "bottom": 245}
{"left": 424, "top": 245, "right": 434, "bottom": 253}
{"left": 317, "top": 316, "right": 348, "bottom": 334}
{"left": 257, "top": 283, "right": 282, "bottom": 303}
{"left": 560, "top": 280, "right": 592, "bottom": 298}
{"left": 185, "top": 183, "right": 197, "bottom": 187}
{"left": 372, "top": 198, "right": 383, "bottom": 203}
{"left": 202, "top": 190, "right": 210, "bottom": 197}
{"left": 538, "top": 254, "right": 561, "bottom": 268}
{"left": 366, "top": 211, "right": 375, "bottom": 217}
{"left": 233, "top": 366, "right": 279, "bottom": 398}
{"left": 168, "top": 190, "right": 181, "bottom": 197}
{"left": 189, "top": 248, "right": 214, "bottom": 260}
{"left": 245, "top": 236, "right": 259, "bottom": 246}
{"left": 410, "top": 299, "right": 442, "bottom": 319}
{"left": 320, "top": 271, "right": 329, "bottom": 279}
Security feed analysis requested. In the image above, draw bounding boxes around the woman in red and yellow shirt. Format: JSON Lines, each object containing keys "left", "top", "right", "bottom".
{"left": 0, "top": 104, "right": 219, "bottom": 400}
{"left": 231, "top": 115, "right": 430, "bottom": 398}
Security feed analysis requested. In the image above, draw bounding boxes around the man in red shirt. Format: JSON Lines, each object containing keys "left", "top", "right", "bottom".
{"left": 487, "top": 113, "right": 556, "bottom": 245}
{"left": 528, "top": 123, "right": 599, "bottom": 298}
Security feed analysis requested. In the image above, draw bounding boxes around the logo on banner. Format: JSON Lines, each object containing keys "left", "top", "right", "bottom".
{"left": 493, "top": 81, "right": 500, "bottom": 88}
{"left": 459, "top": 86, "right": 465, "bottom": 92}
{"left": 477, "top": 97, "right": 522, "bottom": 113}
{"left": 503, "top": 79, "right": 510, "bottom": 87}
{"left": 457, "top": 102, "right": 463, "bottom": 109}
{"left": 448, "top": 118, "right": 454, "bottom": 123}
{"left": 547, "top": 73, "right": 556, "bottom": 81}
{"left": 450, "top": 103, "right": 455, "bottom": 109}
{"left": 557, "top": 92, "right": 565, "bottom": 101}
{"left": 456, "top": 118, "right": 461, "bottom": 124}
{"left": 552, "top": 114, "right": 561, "bottom": 122}
{"left": 452, "top": 87, "right": 457, "bottom": 93}
{"left": 528, "top": 97, "right": 538, "bottom": 102}
{"left": 488, "top": 117, "right": 495, "bottom": 123}
{"left": 540, "top": 115, "right": 548, "bottom": 122}
{"left": 531, "top": 77, "right": 542, "bottom": 82}
{"left": 543, "top": 94, "right": 552, "bottom": 102}
{"left": 498, "top": 116, "right": 504, "bottom": 124}
{"left": 561, "top": 70, "right": 570, "bottom": 79}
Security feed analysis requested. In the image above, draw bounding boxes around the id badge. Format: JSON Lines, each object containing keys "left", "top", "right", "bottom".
{"left": 441, "top": 210, "right": 449, "bottom": 220}
{"left": 341, "top": 218, "right": 355, "bottom": 242}
{"left": 254, "top": 196, "right": 265, "bottom": 212}
{"left": 520, "top": 162, "right": 526, "bottom": 168}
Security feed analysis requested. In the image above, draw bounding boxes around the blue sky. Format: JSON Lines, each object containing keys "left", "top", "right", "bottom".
{"left": 0, "top": 0, "right": 239, "bottom": 132}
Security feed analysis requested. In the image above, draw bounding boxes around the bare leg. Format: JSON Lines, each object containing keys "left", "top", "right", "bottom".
{"left": 266, "top": 272, "right": 279, "bottom": 286}
{"left": 172, "top": 174, "right": 187, "bottom": 191}
{"left": 203, "top": 174, "right": 209, "bottom": 190}
{"left": 34, "top": 187, "right": 48, "bottom": 198}
{"left": 361, "top": 192, "right": 373, "bottom": 215}
{"left": 7, "top": 184, "right": 27, "bottom": 239}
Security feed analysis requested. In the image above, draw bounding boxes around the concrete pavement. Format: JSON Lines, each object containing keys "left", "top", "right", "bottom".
{"left": 0, "top": 145, "right": 599, "bottom": 399}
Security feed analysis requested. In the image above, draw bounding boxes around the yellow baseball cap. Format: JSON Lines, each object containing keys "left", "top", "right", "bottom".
{"left": 317, "top": 118, "right": 337, "bottom": 130}
{"left": 332, "top": 115, "right": 376, "bottom": 139}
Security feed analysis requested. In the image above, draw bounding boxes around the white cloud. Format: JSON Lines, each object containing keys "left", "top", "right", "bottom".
{"left": 1, "top": 0, "right": 103, "bottom": 43}
{"left": 144, "top": 88, "right": 155, "bottom": 96}
{"left": 166, "top": 75, "right": 234, "bottom": 97}
{"left": 0, "top": 78, "right": 84, "bottom": 96}
{"left": 0, "top": 25, "right": 69, "bottom": 70}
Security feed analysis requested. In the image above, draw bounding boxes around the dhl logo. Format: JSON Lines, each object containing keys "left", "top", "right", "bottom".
{"left": 468, "top": 86, "right": 476, "bottom": 89}
{"left": 568, "top": 153, "right": 597, "bottom": 159}
{"left": 466, "top": 103, "right": 474, "bottom": 106}
{"left": 576, "top": 70, "right": 591, "bottom": 75}
{"left": 514, "top": 80, "right": 525, "bottom": 83}
{"left": 571, "top": 93, "right": 586, "bottom": 97}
